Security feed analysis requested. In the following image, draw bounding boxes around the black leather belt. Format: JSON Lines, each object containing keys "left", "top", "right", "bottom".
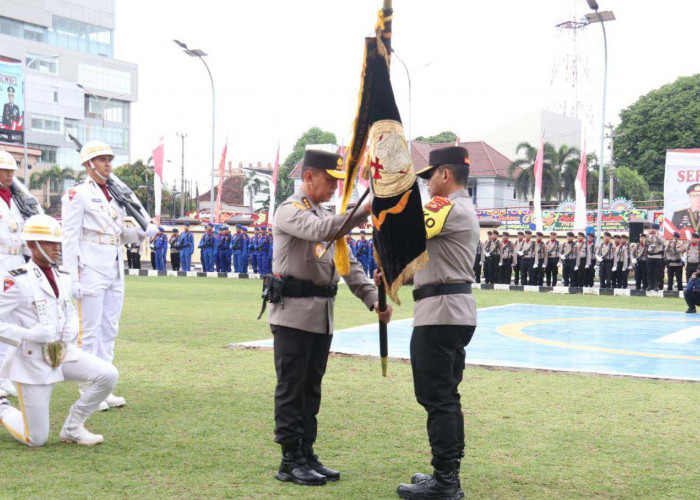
{"left": 282, "top": 277, "right": 338, "bottom": 298}
{"left": 413, "top": 282, "right": 472, "bottom": 301}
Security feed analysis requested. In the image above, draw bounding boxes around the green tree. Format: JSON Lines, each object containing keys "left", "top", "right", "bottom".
{"left": 547, "top": 144, "right": 580, "bottom": 201}
{"left": 413, "top": 131, "right": 458, "bottom": 143}
{"left": 276, "top": 127, "right": 337, "bottom": 205}
{"left": 29, "top": 165, "right": 80, "bottom": 210}
{"left": 613, "top": 73, "right": 700, "bottom": 189}
{"left": 611, "top": 166, "right": 651, "bottom": 201}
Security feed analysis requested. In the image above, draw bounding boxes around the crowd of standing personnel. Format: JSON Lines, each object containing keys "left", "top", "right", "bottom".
{"left": 475, "top": 224, "right": 699, "bottom": 291}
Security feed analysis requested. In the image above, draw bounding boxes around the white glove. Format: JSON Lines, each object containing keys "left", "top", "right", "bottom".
{"left": 533, "top": 263, "right": 539, "bottom": 268}
{"left": 518, "top": 251, "right": 524, "bottom": 256}
{"left": 498, "top": 262, "right": 502, "bottom": 267}
{"left": 484, "top": 252, "right": 491, "bottom": 258}
{"left": 71, "top": 282, "right": 97, "bottom": 300}
{"left": 23, "top": 324, "right": 54, "bottom": 344}
{"left": 631, "top": 258, "right": 637, "bottom": 265}
{"left": 596, "top": 256, "right": 603, "bottom": 262}
{"left": 138, "top": 224, "right": 158, "bottom": 238}
{"left": 595, "top": 265, "right": 599, "bottom": 271}
{"left": 585, "top": 265, "right": 590, "bottom": 269}
{"left": 574, "top": 266, "right": 579, "bottom": 271}
{"left": 682, "top": 257, "right": 687, "bottom": 264}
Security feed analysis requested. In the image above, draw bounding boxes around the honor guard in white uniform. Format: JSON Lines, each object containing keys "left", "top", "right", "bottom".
{"left": 61, "top": 141, "right": 157, "bottom": 410}
{"left": 0, "top": 215, "right": 118, "bottom": 446}
{"left": 0, "top": 151, "right": 31, "bottom": 398}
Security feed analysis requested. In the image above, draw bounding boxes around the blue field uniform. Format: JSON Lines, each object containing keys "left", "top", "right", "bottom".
{"left": 356, "top": 237, "right": 371, "bottom": 276}
{"left": 154, "top": 232, "right": 168, "bottom": 271}
{"left": 266, "top": 235, "right": 273, "bottom": 274}
{"left": 199, "top": 230, "right": 216, "bottom": 272}
{"left": 250, "top": 233, "right": 260, "bottom": 274}
{"left": 258, "top": 234, "right": 271, "bottom": 275}
{"left": 217, "top": 232, "right": 233, "bottom": 273}
{"left": 368, "top": 239, "right": 377, "bottom": 277}
{"left": 178, "top": 229, "right": 194, "bottom": 271}
{"left": 347, "top": 237, "right": 357, "bottom": 257}
{"left": 232, "top": 230, "right": 249, "bottom": 273}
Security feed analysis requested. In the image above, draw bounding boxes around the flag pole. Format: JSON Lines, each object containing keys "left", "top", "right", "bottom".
{"left": 378, "top": 0, "right": 392, "bottom": 377}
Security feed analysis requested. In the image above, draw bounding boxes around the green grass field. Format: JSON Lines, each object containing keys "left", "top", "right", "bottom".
{"left": 1, "top": 278, "right": 698, "bottom": 499}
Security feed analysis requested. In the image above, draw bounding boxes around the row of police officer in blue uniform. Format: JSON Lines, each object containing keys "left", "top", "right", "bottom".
{"left": 345, "top": 230, "right": 377, "bottom": 278}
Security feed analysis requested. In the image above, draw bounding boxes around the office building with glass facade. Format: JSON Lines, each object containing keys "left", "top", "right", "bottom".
{"left": 0, "top": 0, "right": 137, "bottom": 205}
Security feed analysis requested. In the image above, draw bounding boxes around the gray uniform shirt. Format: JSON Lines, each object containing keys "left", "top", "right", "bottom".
{"left": 646, "top": 233, "right": 665, "bottom": 259}
{"left": 413, "top": 189, "right": 479, "bottom": 327}
{"left": 664, "top": 240, "right": 685, "bottom": 266}
{"left": 269, "top": 188, "right": 378, "bottom": 334}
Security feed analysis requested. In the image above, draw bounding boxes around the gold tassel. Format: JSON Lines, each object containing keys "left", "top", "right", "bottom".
{"left": 334, "top": 238, "right": 351, "bottom": 277}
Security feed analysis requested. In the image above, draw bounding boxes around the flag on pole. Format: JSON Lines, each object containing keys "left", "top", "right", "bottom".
{"left": 269, "top": 142, "right": 280, "bottom": 221}
{"left": 574, "top": 142, "right": 588, "bottom": 232}
{"left": 337, "top": 6, "right": 427, "bottom": 303}
{"left": 214, "top": 138, "right": 228, "bottom": 223}
{"left": 533, "top": 138, "right": 544, "bottom": 232}
{"left": 152, "top": 136, "right": 164, "bottom": 221}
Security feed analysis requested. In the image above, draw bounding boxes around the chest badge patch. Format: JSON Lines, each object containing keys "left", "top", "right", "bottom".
{"left": 314, "top": 243, "right": 324, "bottom": 258}
{"left": 3, "top": 278, "right": 15, "bottom": 292}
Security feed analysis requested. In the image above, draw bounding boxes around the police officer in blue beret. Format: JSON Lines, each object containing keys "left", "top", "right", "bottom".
{"left": 153, "top": 227, "right": 168, "bottom": 271}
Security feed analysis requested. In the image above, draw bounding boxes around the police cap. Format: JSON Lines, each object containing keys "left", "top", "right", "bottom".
{"left": 517, "top": 231, "right": 524, "bottom": 236}
{"left": 687, "top": 184, "right": 700, "bottom": 195}
{"left": 651, "top": 223, "right": 660, "bottom": 230}
{"left": 613, "top": 234, "right": 621, "bottom": 239}
{"left": 536, "top": 232, "right": 543, "bottom": 237}
{"left": 578, "top": 232, "right": 585, "bottom": 237}
{"left": 303, "top": 150, "right": 346, "bottom": 180}
{"left": 172, "top": 228, "right": 179, "bottom": 233}
{"left": 621, "top": 234, "right": 628, "bottom": 239}
{"left": 566, "top": 232, "right": 575, "bottom": 237}
{"left": 417, "top": 146, "right": 470, "bottom": 180}
{"left": 693, "top": 232, "right": 699, "bottom": 238}
{"left": 604, "top": 232, "right": 612, "bottom": 237}
{"left": 673, "top": 231, "right": 681, "bottom": 237}
{"left": 524, "top": 230, "right": 532, "bottom": 235}
{"left": 492, "top": 230, "right": 499, "bottom": 235}
{"left": 7, "top": 86, "right": 14, "bottom": 93}
{"left": 502, "top": 231, "right": 510, "bottom": 237}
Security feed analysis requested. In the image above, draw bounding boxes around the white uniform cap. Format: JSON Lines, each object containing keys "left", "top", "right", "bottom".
{"left": 80, "top": 141, "right": 114, "bottom": 165}
{"left": 0, "top": 151, "right": 19, "bottom": 171}
{"left": 21, "top": 214, "right": 63, "bottom": 243}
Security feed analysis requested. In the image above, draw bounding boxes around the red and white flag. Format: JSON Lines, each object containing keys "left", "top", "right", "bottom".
{"left": 269, "top": 142, "right": 280, "bottom": 220}
{"left": 533, "top": 137, "right": 544, "bottom": 232}
{"left": 152, "top": 136, "right": 164, "bottom": 222}
{"left": 574, "top": 142, "right": 588, "bottom": 232}
{"left": 214, "top": 138, "right": 228, "bottom": 223}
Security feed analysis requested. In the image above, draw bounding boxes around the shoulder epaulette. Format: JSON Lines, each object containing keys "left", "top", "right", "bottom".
{"left": 56, "top": 268, "right": 70, "bottom": 275}
{"left": 8, "top": 268, "right": 27, "bottom": 277}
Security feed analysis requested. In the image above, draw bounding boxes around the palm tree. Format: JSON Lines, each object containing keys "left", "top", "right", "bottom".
{"left": 242, "top": 170, "right": 268, "bottom": 211}
{"left": 547, "top": 144, "right": 581, "bottom": 201}
{"left": 29, "top": 165, "right": 80, "bottom": 208}
{"left": 508, "top": 142, "right": 558, "bottom": 202}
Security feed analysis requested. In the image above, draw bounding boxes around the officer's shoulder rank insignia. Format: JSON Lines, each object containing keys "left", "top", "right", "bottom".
{"left": 423, "top": 196, "right": 454, "bottom": 239}
{"left": 3, "top": 277, "right": 15, "bottom": 292}
{"left": 291, "top": 201, "right": 307, "bottom": 211}
{"left": 8, "top": 268, "right": 27, "bottom": 277}
{"left": 301, "top": 197, "right": 312, "bottom": 209}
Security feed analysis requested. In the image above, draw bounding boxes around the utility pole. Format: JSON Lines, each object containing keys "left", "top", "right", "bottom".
{"left": 605, "top": 123, "right": 625, "bottom": 200}
{"left": 177, "top": 132, "right": 187, "bottom": 217}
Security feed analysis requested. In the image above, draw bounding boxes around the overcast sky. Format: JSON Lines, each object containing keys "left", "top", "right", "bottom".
{"left": 115, "top": 0, "right": 700, "bottom": 190}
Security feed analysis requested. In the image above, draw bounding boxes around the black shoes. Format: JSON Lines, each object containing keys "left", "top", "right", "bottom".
{"left": 686, "top": 308, "right": 696, "bottom": 314}
{"left": 397, "top": 459, "right": 464, "bottom": 499}
{"left": 274, "top": 441, "right": 340, "bottom": 486}
{"left": 274, "top": 443, "right": 326, "bottom": 486}
{"left": 302, "top": 442, "right": 340, "bottom": 481}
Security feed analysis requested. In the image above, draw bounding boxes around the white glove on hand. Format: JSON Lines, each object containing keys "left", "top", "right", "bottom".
{"left": 138, "top": 224, "right": 158, "bottom": 238}
{"left": 23, "top": 324, "right": 54, "bottom": 344}
{"left": 631, "top": 258, "right": 637, "bottom": 265}
{"left": 596, "top": 256, "right": 603, "bottom": 262}
{"left": 533, "top": 263, "right": 538, "bottom": 268}
{"left": 518, "top": 251, "right": 524, "bottom": 256}
{"left": 585, "top": 264, "right": 590, "bottom": 269}
{"left": 682, "top": 257, "right": 687, "bottom": 264}
{"left": 498, "top": 262, "right": 502, "bottom": 267}
{"left": 574, "top": 266, "right": 579, "bottom": 271}
{"left": 484, "top": 252, "right": 491, "bottom": 258}
{"left": 71, "top": 282, "right": 96, "bottom": 300}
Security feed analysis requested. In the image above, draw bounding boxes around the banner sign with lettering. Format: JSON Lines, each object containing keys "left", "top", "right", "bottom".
{"left": 663, "top": 149, "right": 700, "bottom": 240}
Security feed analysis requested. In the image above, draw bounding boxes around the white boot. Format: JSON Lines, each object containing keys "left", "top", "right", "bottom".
{"left": 59, "top": 407, "right": 104, "bottom": 446}
{"left": 98, "top": 401, "right": 109, "bottom": 412}
{"left": 0, "top": 378, "right": 17, "bottom": 398}
{"left": 104, "top": 393, "right": 126, "bottom": 408}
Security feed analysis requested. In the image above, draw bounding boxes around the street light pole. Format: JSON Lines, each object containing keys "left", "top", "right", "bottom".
{"left": 585, "top": 2, "right": 615, "bottom": 238}
{"left": 23, "top": 54, "right": 60, "bottom": 183}
{"left": 76, "top": 84, "right": 128, "bottom": 129}
{"left": 177, "top": 132, "right": 187, "bottom": 217}
{"left": 390, "top": 49, "right": 432, "bottom": 154}
{"left": 173, "top": 40, "right": 216, "bottom": 222}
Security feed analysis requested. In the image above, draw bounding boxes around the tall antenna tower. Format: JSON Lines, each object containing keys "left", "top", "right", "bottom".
{"left": 550, "top": 0, "right": 594, "bottom": 127}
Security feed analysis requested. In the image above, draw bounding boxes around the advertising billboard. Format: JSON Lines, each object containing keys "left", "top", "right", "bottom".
{"left": 663, "top": 149, "right": 700, "bottom": 239}
{"left": 0, "top": 56, "right": 24, "bottom": 144}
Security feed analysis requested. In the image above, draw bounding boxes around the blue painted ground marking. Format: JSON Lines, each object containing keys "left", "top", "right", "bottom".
{"left": 241, "top": 304, "right": 700, "bottom": 381}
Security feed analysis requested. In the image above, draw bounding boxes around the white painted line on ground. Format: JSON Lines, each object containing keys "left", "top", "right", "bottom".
{"left": 654, "top": 326, "right": 700, "bottom": 344}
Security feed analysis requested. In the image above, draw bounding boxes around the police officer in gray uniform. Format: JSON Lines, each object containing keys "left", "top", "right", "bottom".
{"left": 397, "top": 147, "right": 478, "bottom": 500}
{"left": 267, "top": 149, "right": 391, "bottom": 487}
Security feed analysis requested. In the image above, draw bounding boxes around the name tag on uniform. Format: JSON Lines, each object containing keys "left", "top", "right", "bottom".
{"left": 92, "top": 198, "right": 102, "bottom": 202}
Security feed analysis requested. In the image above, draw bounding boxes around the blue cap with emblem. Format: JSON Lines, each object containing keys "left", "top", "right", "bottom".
{"left": 158, "top": 226, "right": 164, "bottom": 232}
